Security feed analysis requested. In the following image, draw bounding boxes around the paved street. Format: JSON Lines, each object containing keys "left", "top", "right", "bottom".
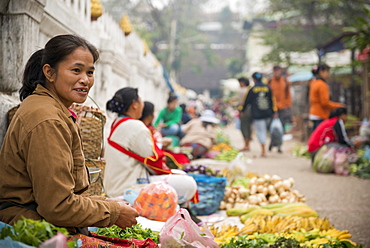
{"left": 221, "top": 124, "right": 370, "bottom": 247}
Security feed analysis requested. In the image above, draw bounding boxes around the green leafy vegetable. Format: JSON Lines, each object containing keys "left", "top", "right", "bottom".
{"left": 0, "top": 217, "right": 70, "bottom": 247}
{"left": 94, "top": 224, "right": 159, "bottom": 243}
{"left": 220, "top": 235, "right": 269, "bottom": 248}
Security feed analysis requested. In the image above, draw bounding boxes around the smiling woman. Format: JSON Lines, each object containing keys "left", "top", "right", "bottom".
{"left": 0, "top": 34, "right": 139, "bottom": 235}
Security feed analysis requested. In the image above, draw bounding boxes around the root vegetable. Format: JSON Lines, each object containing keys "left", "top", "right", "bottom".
{"left": 274, "top": 181, "right": 283, "bottom": 190}
{"left": 238, "top": 187, "right": 249, "bottom": 198}
{"left": 271, "top": 174, "right": 282, "bottom": 184}
{"left": 278, "top": 187, "right": 285, "bottom": 194}
{"left": 282, "top": 180, "right": 291, "bottom": 190}
{"left": 250, "top": 184, "right": 257, "bottom": 195}
{"left": 259, "top": 201, "right": 268, "bottom": 206}
{"left": 257, "top": 193, "right": 267, "bottom": 202}
{"left": 268, "top": 185, "right": 277, "bottom": 195}
{"left": 256, "top": 178, "right": 265, "bottom": 185}
{"left": 249, "top": 177, "right": 257, "bottom": 185}
{"left": 268, "top": 194, "right": 280, "bottom": 203}
{"left": 263, "top": 174, "right": 271, "bottom": 181}
{"left": 257, "top": 185, "right": 265, "bottom": 193}
{"left": 248, "top": 195, "right": 259, "bottom": 205}
{"left": 262, "top": 187, "right": 269, "bottom": 196}
{"left": 287, "top": 177, "right": 295, "bottom": 186}
{"left": 279, "top": 191, "right": 289, "bottom": 199}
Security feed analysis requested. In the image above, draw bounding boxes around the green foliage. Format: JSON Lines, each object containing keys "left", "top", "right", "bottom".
{"left": 94, "top": 224, "right": 160, "bottom": 243}
{"left": 226, "top": 57, "right": 245, "bottom": 77}
{"left": 291, "top": 144, "right": 311, "bottom": 159}
{"left": 260, "top": 0, "right": 369, "bottom": 65}
{"left": 0, "top": 217, "right": 71, "bottom": 247}
{"left": 220, "top": 235, "right": 269, "bottom": 248}
{"left": 343, "top": 8, "right": 370, "bottom": 51}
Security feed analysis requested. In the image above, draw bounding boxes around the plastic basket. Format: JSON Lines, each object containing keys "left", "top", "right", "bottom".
{"left": 188, "top": 174, "right": 226, "bottom": 216}
{"left": 85, "top": 158, "right": 106, "bottom": 196}
{"left": 71, "top": 104, "right": 106, "bottom": 159}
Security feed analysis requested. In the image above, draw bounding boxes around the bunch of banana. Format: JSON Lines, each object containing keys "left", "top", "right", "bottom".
{"left": 239, "top": 215, "right": 333, "bottom": 235}
{"left": 208, "top": 224, "right": 239, "bottom": 245}
{"left": 320, "top": 228, "right": 355, "bottom": 243}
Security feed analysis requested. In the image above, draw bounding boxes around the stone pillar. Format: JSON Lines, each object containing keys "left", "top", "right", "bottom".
{"left": 0, "top": 0, "right": 46, "bottom": 146}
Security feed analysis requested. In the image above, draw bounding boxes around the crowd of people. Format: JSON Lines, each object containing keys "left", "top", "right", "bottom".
{"left": 236, "top": 62, "right": 353, "bottom": 161}
{"left": 0, "top": 34, "right": 355, "bottom": 240}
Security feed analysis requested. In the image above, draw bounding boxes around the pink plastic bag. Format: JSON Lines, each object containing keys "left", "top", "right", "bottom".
{"left": 159, "top": 208, "right": 219, "bottom": 248}
{"left": 40, "top": 232, "right": 68, "bottom": 248}
{"left": 334, "top": 147, "right": 351, "bottom": 176}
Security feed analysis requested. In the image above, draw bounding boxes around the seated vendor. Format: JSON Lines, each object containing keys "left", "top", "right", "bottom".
{"left": 0, "top": 34, "right": 138, "bottom": 235}
{"left": 153, "top": 93, "right": 184, "bottom": 140}
{"left": 139, "top": 101, "right": 172, "bottom": 149}
{"left": 180, "top": 110, "right": 220, "bottom": 159}
{"left": 307, "top": 107, "right": 354, "bottom": 161}
{"left": 104, "top": 88, "right": 198, "bottom": 209}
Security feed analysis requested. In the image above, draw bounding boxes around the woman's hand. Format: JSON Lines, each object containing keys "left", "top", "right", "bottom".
{"left": 115, "top": 202, "right": 139, "bottom": 229}
{"left": 159, "top": 123, "right": 167, "bottom": 128}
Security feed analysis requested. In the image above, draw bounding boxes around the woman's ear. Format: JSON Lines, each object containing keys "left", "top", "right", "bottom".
{"left": 42, "top": 64, "right": 55, "bottom": 83}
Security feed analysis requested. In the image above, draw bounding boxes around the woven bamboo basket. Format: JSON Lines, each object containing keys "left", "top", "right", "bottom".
{"left": 71, "top": 104, "right": 106, "bottom": 159}
{"left": 85, "top": 158, "right": 106, "bottom": 196}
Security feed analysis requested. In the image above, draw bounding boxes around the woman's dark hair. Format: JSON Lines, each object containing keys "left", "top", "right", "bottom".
{"left": 106, "top": 87, "right": 139, "bottom": 114}
{"left": 312, "top": 63, "right": 330, "bottom": 76}
{"left": 202, "top": 121, "right": 215, "bottom": 129}
{"left": 167, "top": 92, "right": 178, "bottom": 104}
{"left": 140, "top": 101, "right": 155, "bottom": 121}
{"left": 238, "top": 77, "right": 250, "bottom": 86}
{"left": 19, "top": 34, "right": 99, "bottom": 101}
{"left": 180, "top": 103, "right": 187, "bottom": 111}
{"left": 252, "top": 72, "right": 263, "bottom": 81}
{"left": 329, "top": 107, "right": 347, "bottom": 118}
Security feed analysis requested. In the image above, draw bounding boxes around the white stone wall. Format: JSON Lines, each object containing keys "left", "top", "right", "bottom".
{"left": 0, "top": 0, "right": 169, "bottom": 146}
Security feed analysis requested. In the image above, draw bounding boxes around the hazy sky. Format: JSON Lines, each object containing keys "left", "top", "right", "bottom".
{"left": 145, "top": 0, "right": 267, "bottom": 15}
{"left": 202, "top": 0, "right": 267, "bottom": 14}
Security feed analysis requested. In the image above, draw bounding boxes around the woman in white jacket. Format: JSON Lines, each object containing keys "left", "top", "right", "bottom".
{"left": 180, "top": 110, "right": 220, "bottom": 159}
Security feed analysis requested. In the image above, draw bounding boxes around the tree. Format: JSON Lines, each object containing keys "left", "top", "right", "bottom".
{"left": 137, "top": 0, "right": 212, "bottom": 79}
{"left": 345, "top": 8, "right": 370, "bottom": 51}
{"left": 258, "top": 0, "right": 369, "bottom": 65}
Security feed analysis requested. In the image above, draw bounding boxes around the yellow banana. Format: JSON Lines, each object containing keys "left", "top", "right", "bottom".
{"left": 311, "top": 238, "right": 330, "bottom": 244}
{"left": 338, "top": 233, "right": 352, "bottom": 240}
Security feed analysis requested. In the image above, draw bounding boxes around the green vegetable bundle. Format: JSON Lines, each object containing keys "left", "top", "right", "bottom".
{"left": 0, "top": 217, "right": 74, "bottom": 247}
{"left": 94, "top": 224, "right": 159, "bottom": 243}
{"left": 215, "top": 149, "right": 239, "bottom": 161}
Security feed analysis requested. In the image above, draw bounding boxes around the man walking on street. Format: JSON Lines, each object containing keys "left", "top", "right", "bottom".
{"left": 269, "top": 65, "right": 292, "bottom": 133}
{"left": 237, "top": 77, "right": 252, "bottom": 151}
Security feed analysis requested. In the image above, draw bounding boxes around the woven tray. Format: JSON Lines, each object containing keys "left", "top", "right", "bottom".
{"left": 71, "top": 104, "right": 106, "bottom": 159}
{"left": 85, "top": 158, "right": 106, "bottom": 196}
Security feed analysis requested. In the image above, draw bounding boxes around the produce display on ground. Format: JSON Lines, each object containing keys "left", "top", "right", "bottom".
{"left": 210, "top": 212, "right": 360, "bottom": 247}
{"left": 219, "top": 174, "right": 306, "bottom": 210}
{"left": 0, "top": 217, "right": 78, "bottom": 247}
{"left": 94, "top": 224, "right": 160, "bottom": 243}
{"left": 350, "top": 146, "right": 370, "bottom": 179}
{"left": 0, "top": 166, "right": 365, "bottom": 247}
{"left": 214, "top": 149, "right": 240, "bottom": 161}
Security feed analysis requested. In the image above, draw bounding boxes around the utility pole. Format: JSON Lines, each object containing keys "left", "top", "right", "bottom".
{"left": 168, "top": 17, "right": 177, "bottom": 80}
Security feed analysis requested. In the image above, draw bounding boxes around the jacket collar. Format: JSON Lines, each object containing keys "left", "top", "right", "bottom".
{"left": 33, "top": 84, "right": 76, "bottom": 121}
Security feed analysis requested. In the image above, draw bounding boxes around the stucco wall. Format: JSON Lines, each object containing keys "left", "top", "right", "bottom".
{"left": 0, "top": 0, "right": 169, "bottom": 146}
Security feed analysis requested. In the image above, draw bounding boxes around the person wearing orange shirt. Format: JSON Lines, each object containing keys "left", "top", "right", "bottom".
{"left": 268, "top": 65, "right": 292, "bottom": 133}
{"left": 309, "top": 64, "right": 343, "bottom": 132}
